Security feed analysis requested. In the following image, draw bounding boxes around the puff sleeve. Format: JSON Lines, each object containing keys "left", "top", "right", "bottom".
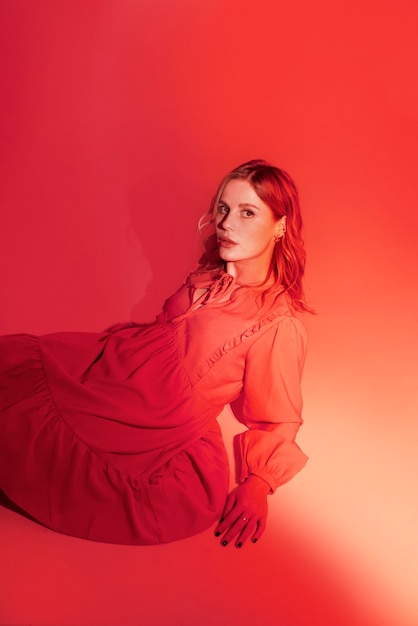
{"left": 232, "top": 315, "right": 309, "bottom": 493}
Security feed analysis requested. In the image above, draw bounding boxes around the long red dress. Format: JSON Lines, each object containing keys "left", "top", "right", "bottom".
{"left": 0, "top": 269, "right": 308, "bottom": 544}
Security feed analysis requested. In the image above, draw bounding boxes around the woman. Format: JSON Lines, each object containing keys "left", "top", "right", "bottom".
{"left": 0, "top": 159, "right": 310, "bottom": 548}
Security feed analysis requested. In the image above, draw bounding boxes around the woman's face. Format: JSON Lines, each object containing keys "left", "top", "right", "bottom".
{"left": 214, "top": 178, "right": 285, "bottom": 282}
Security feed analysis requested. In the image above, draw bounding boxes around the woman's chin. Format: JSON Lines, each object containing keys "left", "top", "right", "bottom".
{"left": 218, "top": 250, "right": 239, "bottom": 262}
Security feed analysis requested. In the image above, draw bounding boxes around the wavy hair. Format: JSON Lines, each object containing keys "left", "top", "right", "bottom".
{"left": 198, "top": 159, "right": 312, "bottom": 312}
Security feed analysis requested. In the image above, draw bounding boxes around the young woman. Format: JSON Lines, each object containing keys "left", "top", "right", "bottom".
{"left": 0, "top": 159, "right": 311, "bottom": 548}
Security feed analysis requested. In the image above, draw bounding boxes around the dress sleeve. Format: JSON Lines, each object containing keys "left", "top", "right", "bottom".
{"left": 232, "top": 315, "right": 309, "bottom": 493}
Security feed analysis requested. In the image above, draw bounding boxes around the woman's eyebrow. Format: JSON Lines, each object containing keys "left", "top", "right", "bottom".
{"left": 238, "top": 203, "right": 261, "bottom": 210}
{"left": 218, "top": 199, "right": 260, "bottom": 210}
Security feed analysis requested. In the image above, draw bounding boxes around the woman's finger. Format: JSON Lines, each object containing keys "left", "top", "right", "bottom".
{"left": 251, "top": 517, "right": 267, "bottom": 544}
{"left": 220, "top": 491, "right": 236, "bottom": 521}
{"left": 217, "top": 513, "right": 255, "bottom": 547}
{"left": 214, "top": 504, "right": 238, "bottom": 537}
{"left": 234, "top": 516, "right": 255, "bottom": 548}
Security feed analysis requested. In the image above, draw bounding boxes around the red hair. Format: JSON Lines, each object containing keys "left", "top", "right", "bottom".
{"left": 198, "top": 159, "right": 312, "bottom": 312}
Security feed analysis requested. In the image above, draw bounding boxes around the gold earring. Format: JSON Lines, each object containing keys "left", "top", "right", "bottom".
{"left": 274, "top": 229, "right": 285, "bottom": 243}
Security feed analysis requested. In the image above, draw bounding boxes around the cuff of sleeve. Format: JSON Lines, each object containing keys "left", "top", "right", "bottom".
{"left": 236, "top": 429, "right": 309, "bottom": 493}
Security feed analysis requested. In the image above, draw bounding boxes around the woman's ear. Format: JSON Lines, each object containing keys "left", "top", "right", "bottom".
{"left": 275, "top": 216, "right": 287, "bottom": 239}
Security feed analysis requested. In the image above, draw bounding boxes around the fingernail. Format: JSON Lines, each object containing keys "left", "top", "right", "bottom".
{"left": 214, "top": 531, "right": 220, "bottom": 537}
{"left": 237, "top": 542, "right": 242, "bottom": 548}
{"left": 222, "top": 540, "right": 228, "bottom": 546}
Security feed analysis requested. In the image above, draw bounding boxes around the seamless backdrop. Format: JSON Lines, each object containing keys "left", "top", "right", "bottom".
{"left": 1, "top": 1, "right": 417, "bottom": 625}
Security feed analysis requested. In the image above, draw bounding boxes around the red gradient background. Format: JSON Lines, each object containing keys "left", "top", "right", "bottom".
{"left": 1, "top": 1, "right": 417, "bottom": 624}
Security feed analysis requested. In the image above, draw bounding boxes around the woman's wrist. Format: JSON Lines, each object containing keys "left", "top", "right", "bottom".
{"left": 246, "top": 473, "right": 272, "bottom": 494}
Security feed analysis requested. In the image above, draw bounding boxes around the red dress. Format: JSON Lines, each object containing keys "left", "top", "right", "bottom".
{"left": 0, "top": 270, "right": 308, "bottom": 544}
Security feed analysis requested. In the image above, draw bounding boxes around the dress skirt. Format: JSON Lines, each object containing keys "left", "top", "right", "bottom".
{"left": 0, "top": 333, "right": 230, "bottom": 545}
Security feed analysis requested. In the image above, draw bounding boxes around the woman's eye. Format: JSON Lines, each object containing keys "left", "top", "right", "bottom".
{"left": 242, "top": 210, "right": 254, "bottom": 218}
{"left": 217, "top": 205, "right": 228, "bottom": 214}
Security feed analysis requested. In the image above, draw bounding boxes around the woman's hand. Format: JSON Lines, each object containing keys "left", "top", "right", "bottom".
{"left": 214, "top": 474, "right": 270, "bottom": 548}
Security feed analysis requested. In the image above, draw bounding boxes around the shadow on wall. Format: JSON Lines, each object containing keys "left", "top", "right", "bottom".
{"left": 127, "top": 169, "right": 211, "bottom": 322}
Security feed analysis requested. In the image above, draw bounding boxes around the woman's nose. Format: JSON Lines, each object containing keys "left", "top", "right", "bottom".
{"left": 219, "top": 212, "right": 234, "bottom": 230}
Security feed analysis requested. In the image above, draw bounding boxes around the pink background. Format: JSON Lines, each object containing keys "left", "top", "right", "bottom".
{"left": 1, "top": 1, "right": 417, "bottom": 624}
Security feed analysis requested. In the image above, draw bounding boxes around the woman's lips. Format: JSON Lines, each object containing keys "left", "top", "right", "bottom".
{"left": 218, "top": 237, "right": 237, "bottom": 248}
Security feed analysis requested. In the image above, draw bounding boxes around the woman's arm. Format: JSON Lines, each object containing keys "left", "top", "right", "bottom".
{"left": 215, "top": 315, "right": 308, "bottom": 548}
{"left": 103, "top": 321, "right": 139, "bottom": 333}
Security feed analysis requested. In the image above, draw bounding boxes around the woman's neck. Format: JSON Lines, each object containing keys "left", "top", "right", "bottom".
{"left": 225, "top": 260, "right": 274, "bottom": 286}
